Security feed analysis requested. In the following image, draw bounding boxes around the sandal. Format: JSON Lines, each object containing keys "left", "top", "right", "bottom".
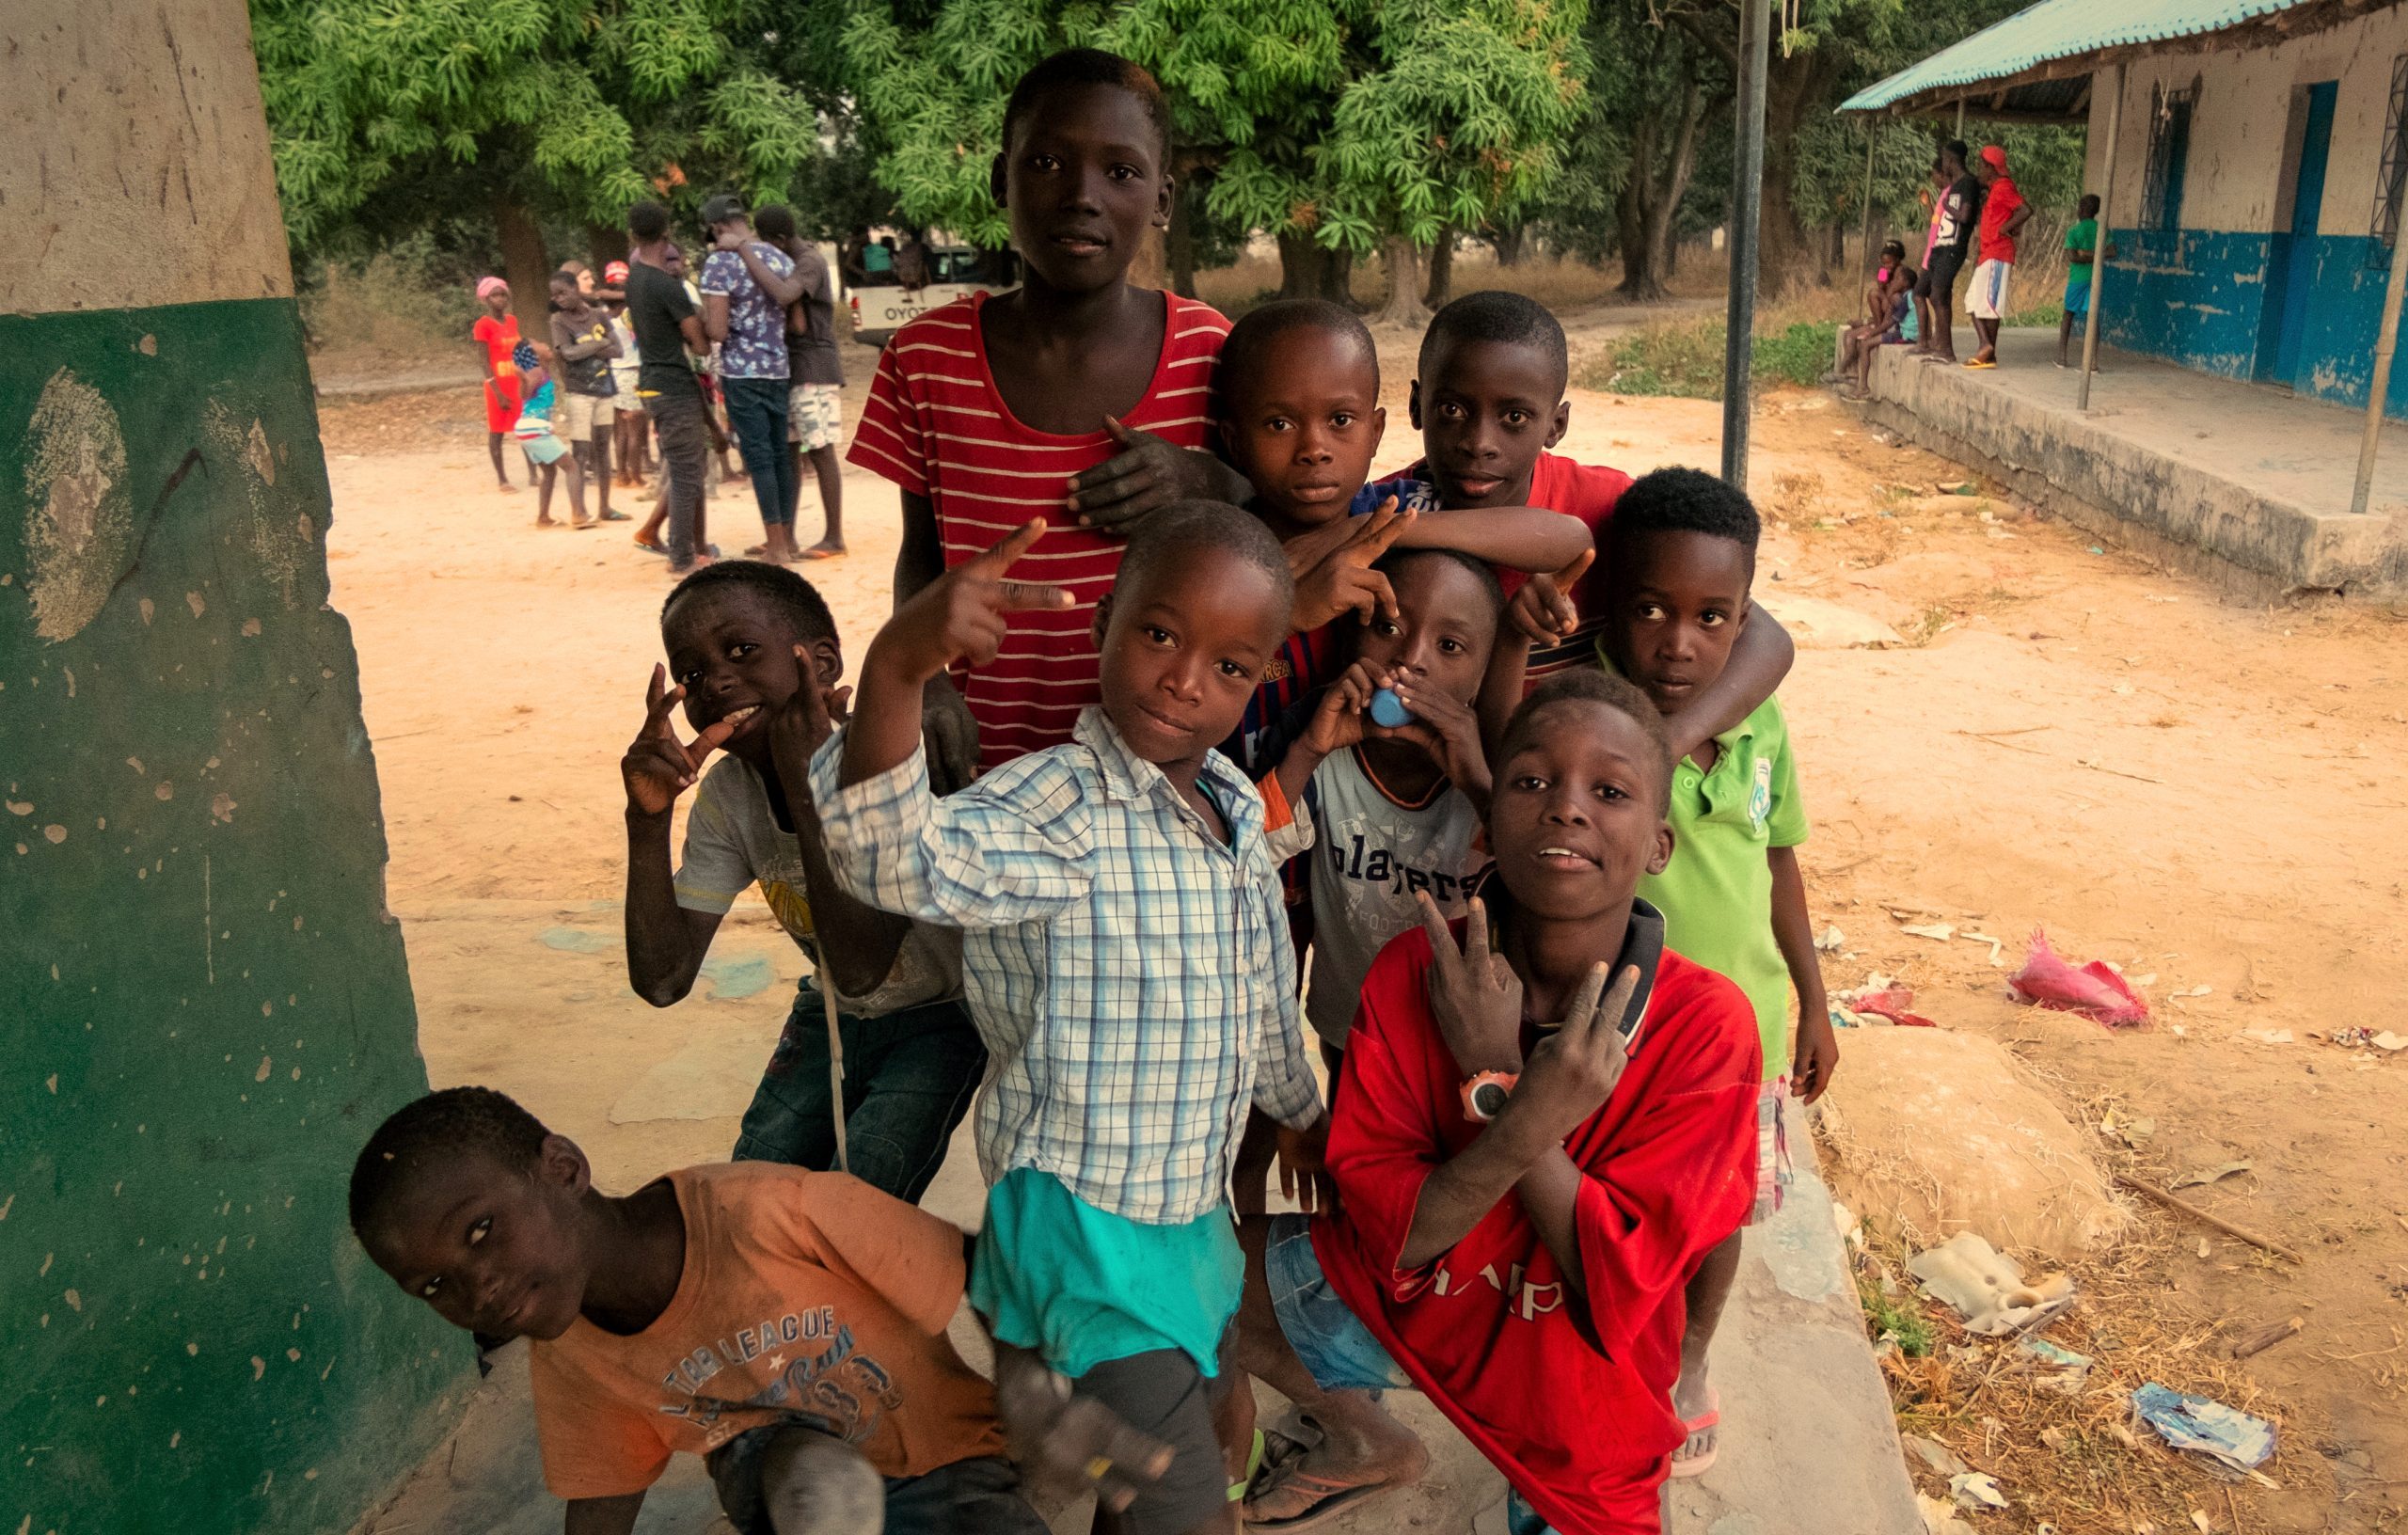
{"left": 632, "top": 535, "right": 668, "bottom": 557}
{"left": 1670, "top": 1385, "right": 1721, "bottom": 1480}
{"left": 1242, "top": 1429, "right": 1411, "bottom": 1531}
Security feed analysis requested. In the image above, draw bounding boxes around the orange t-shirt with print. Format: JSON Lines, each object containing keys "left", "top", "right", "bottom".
{"left": 528, "top": 1163, "right": 1006, "bottom": 1499}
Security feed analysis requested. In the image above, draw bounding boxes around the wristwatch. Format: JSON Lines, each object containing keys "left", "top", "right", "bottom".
{"left": 1460, "top": 1070, "right": 1519, "bottom": 1123}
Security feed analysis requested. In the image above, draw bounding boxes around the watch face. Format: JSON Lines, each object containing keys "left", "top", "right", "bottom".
{"left": 1471, "top": 1080, "right": 1513, "bottom": 1119}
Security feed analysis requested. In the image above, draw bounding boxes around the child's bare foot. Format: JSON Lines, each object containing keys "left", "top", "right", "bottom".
{"left": 1241, "top": 1417, "right": 1428, "bottom": 1527}
{"left": 498, "top": 482, "right": 519, "bottom": 495}
{"left": 800, "top": 538, "right": 847, "bottom": 560}
{"left": 572, "top": 514, "right": 597, "bottom": 530}
{"left": 536, "top": 514, "right": 560, "bottom": 527}
{"left": 1670, "top": 1372, "right": 1721, "bottom": 1478}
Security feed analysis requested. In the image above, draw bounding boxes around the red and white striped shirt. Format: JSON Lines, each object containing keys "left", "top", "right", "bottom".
{"left": 850, "top": 291, "right": 1231, "bottom": 770}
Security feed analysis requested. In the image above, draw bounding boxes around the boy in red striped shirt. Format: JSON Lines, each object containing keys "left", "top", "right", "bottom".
{"left": 850, "top": 50, "right": 1253, "bottom": 785}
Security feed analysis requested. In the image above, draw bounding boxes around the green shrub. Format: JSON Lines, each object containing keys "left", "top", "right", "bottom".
{"left": 1578, "top": 315, "right": 1842, "bottom": 401}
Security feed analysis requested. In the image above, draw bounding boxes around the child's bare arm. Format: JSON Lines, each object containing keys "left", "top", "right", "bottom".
{"left": 623, "top": 665, "right": 737, "bottom": 1006}
{"left": 1401, "top": 508, "right": 1590, "bottom": 574}
{"left": 563, "top": 1493, "right": 645, "bottom": 1535}
{"left": 1768, "top": 845, "right": 1836, "bottom": 1102}
{"left": 768, "top": 650, "right": 913, "bottom": 999}
{"left": 1661, "top": 603, "right": 1793, "bottom": 760}
{"left": 894, "top": 492, "right": 979, "bottom": 796}
{"left": 702, "top": 291, "right": 732, "bottom": 344}
{"left": 1473, "top": 610, "right": 1535, "bottom": 757}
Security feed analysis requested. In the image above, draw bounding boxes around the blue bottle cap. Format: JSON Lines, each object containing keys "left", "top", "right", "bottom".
{"left": 1368, "top": 688, "right": 1415, "bottom": 729}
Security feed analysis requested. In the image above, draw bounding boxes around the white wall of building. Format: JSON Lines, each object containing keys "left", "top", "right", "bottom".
{"left": 2082, "top": 6, "right": 2408, "bottom": 234}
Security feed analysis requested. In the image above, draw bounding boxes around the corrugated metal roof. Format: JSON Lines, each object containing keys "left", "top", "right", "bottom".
{"left": 1839, "top": 0, "right": 2311, "bottom": 111}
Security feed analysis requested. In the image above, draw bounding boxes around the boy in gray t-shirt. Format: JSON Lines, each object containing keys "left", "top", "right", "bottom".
{"left": 621, "top": 561, "right": 983, "bottom": 1204}
{"left": 1263, "top": 549, "right": 1504, "bottom": 1054}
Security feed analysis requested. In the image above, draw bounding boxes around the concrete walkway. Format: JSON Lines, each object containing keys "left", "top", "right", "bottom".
{"left": 356, "top": 1119, "right": 1916, "bottom": 1535}
{"left": 1861, "top": 326, "right": 2408, "bottom": 600}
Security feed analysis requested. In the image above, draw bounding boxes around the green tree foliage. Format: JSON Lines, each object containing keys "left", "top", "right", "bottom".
{"left": 838, "top": 0, "right": 1587, "bottom": 317}
{"left": 255, "top": 0, "right": 834, "bottom": 324}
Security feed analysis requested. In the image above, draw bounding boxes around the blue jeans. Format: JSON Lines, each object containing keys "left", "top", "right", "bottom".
{"left": 732, "top": 984, "right": 984, "bottom": 1205}
{"left": 721, "top": 374, "right": 798, "bottom": 530}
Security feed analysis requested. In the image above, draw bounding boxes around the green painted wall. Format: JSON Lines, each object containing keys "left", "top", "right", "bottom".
{"left": 3, "top": 298, "right": 474, "bottom": 1533}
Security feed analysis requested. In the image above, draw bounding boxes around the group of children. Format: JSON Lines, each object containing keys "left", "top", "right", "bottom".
{"left": 361, "top": 47, "right": 1843, "bottom": 1535}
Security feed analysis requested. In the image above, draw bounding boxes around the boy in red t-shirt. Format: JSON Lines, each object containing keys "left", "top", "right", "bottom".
{"left": 1231, "top": 671, "right": 1762, "bottom": 1535}
{"left": 350, "top": 1087, "right": 1177, "bottom": 1535}
{"left": 1360, "top": 293, "right": 1796, "bottom": 763}
{"left": 849, "top": 50, "right": 1255, "bottom": 785}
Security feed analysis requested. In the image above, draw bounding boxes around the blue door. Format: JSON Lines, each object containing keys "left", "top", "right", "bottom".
{"left": 2262, "top": 82, "right": 2337, "bottom": 387}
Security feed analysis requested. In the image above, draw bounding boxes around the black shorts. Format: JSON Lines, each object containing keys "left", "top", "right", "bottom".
{"left": 1073, "top": 1345, "right": 1238, "bottom": 1535}
{"left": 1925, "top": 249, "right": 1966, "bottom": 299}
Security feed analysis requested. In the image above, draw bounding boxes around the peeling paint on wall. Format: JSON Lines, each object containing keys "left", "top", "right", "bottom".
{"left": 22, "top": 369, "right": 131, "bottom": 641}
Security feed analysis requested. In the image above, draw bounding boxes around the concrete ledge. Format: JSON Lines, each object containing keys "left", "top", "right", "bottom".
{"left": 1865, "top": 329, "right": 2408, "bottom": 602}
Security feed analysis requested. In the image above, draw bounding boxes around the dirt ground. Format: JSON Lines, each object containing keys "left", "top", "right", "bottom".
{"left": 318, "top": 305, "right": 2408, "bottom": 1534}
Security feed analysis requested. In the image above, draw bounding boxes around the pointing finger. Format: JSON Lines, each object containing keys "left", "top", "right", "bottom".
{"left": 645, "top": 662, "right": 666, "bottom": 716}
{"left": 1550, "top": 546, "right": 1594, "bottom": 589}
{"left": 969, "top": 519, "right": 1048, "bottom": 576}
{"left": 999, "top": 580, "right": 1077, "bottom": 611}
{"left": 1463, "top": 896, "right": 1491, "bottom": 974}
{"left": 1357, "top": 505, "right": 1417, "bottom": 562}
{"left": 1416, "top": 889, "right": 1464, "bottom": 976}
{"left": 1595, "top": 963, "right": 1643, "bottom": 1035}
{"left": 1558, "top": 961, "right": 1610, "bottom": 1038}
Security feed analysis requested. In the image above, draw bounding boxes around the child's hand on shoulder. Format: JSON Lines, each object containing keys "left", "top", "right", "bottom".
{"left": 1505, "top": 547, "right": 1593, "bottom": 647}
{"left": 1291, "top": 499, "right": 1416, "bottom": 633}
{"left": 622, "top": 663, "right": 738, "bottom": 818}
{"left": 866, "top": 521, "right": 1072, "bottom": 687}
{"left": 767, "top": 645, "right": 851, "bottom": 779}
{"left": 1067, "top": 417, "right": 1228, "bottom": 531}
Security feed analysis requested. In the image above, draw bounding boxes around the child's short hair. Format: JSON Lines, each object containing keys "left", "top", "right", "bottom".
{"left": 1117, "top": 499, "right": 1295, "bottom": 613}
{"left": 2078, "top": 193, "right": 2101, "bottom": 218}
{"left": 662, "top": 561, "right": 838, "bottom": 646}
{"left": 1374, "top": 546, "right": 1503, "bottom": 619}
{"left": 755, "top": 204, "right": 799, "bottom": 245}
{"left": 1606, "top": 467, "right": 1761, "bottom": 566}
{"left": 627, "top": 199, "right": 671, "bottom": 243}
{"left": 349, "top": 1086, "right": 548, "bottom": 1240}
{"left": 1221, "top": 299, "right": 1378, "bottom": 404}
{"left": 1498, "top": 670, "right": 1673, "bottom": 814}
{"left": 1880, "top": 239, "right": 1906, "bottom": 261}
{"left": 1003, "top": 48, "right": 1170, "bottom": 164}
{"left": 1419, "top": 291, "right": 1570, "bottom": 395}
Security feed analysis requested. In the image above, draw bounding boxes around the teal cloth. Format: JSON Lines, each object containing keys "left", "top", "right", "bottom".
{"left": 969, "top": 1167, "right": 1242, "bottom": 1380}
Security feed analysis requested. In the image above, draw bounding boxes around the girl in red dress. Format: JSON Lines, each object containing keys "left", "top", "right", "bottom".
{"left": 471, "top": 277, "right": 527, "bottom": 492}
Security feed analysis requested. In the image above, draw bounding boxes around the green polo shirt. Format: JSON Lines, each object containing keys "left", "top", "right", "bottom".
{"left": 1612, "top": 658, "right": 1808, "bottom": 1080}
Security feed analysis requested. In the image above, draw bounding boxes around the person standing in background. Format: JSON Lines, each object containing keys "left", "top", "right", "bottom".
{"left": 1963, "top": 145, "right": 2028, "bottom": 370}
{"left": 755, "top": 206, "right": 850, "bottom": 561}
{"left": 700, "top": 194, "right": 804, "bottom": 563}
{"left": 602, "top": 260, "right": 653, "bottom": 488}
{"left": 547, "top": 269, "right": 626, "bottom": 523}
{"left": 2058, "top": 194, "right": 2101, "bottom": 369}
{"left": 471, "top": 277, "right": 527, "bottom": 494}
{"left": 626, "top": 201, "right": 713, "bottom": 575}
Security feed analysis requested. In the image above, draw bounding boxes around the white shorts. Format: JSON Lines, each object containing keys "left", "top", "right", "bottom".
{"left": 557, "top": 391, "right": 614, "bottom": 441}
{"left": 787, "top": 382, "right": 845, "bottom": 451}
{"left": 1968, "top": 260, "right": 2013, "bottom": 321}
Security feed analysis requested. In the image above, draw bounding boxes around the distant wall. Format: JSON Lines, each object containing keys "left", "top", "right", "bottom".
{"left": 1, "top": 3, "right": 473, "bottom": 1533}
{"left": 2082, "top": 8, "right": 2408, "bottom": 416}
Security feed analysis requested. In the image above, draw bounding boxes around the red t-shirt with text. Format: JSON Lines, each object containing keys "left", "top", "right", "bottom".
{"left": 849, "top": 291, "right": 1230, "bottom": 769}
{"left": 1309, "top": 925, "right": 1759, "bottom": 1535}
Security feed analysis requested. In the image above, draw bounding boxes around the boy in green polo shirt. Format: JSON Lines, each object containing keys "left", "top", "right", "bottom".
{"left": 1594, "top": 467, "right": 1835, "bottom": 1480}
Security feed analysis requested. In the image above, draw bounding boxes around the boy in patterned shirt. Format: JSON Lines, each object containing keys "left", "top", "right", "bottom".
{"left": 812, "top": 504, "right": 1328, "bottom": 1535}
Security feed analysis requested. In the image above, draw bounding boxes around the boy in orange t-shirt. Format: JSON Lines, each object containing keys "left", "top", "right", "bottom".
{"left": 351, "top": 1088, "right": 1168, "bottom": 1534}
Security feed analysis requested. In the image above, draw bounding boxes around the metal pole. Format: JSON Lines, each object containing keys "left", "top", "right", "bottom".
{"left": 1956, "top": 98, "right": 1966, "bottom": 136}
{"left": 1860, "top": 119, "right": 1878, "bottom": 276}
{"left": 1722, "top": 0, "right": 1770, "bottom": 489}
{"left": 2079, "top": 62, "right": 2126, "bottom": 412}
{"left": 2353, "top": 182, "right": 2408, "bottom": 514}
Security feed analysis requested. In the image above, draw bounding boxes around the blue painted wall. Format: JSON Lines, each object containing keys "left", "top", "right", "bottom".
{"left": 2104, "top": 225, "right": 2408, "bottom": 418}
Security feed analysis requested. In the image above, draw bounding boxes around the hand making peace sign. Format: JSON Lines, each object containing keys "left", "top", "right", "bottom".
{"left": 1288, "top": 498, "right": 1418, "bottom": 632}
{"left": 1505, "top": 546, "right": 1593, "bottom": 647}
{"left": 621, "top": 664, "right": 740, "bottom": 817}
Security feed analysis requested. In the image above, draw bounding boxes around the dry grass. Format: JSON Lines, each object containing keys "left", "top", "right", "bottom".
{"left": 1192, "top": 243, "right": 1648, "bottom": 320}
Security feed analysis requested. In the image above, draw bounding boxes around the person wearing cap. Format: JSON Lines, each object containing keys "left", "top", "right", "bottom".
{"left": 698, "top": 193, "right": 806, "bottom": 563}
{"left": 471, "top": 277, "right": 530, "bottom": 493}
{"left": 1965, "top": 145, "right": 2028, "bottom": 370}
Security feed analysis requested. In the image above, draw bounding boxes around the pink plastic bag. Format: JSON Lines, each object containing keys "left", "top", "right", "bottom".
{"left": 2007, "top": 927, "right": 2151, "bottom": 1030}
{"left": 1847, "top": 988, "right": 1938, "bottom": 1027}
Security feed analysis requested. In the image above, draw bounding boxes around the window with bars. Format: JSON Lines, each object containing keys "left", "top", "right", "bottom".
{"left": 2373, "top": 54, "right": 2408, "bottom": 265}
{"left": 2142, "top": 83, "right": 2194, "bottom": 231}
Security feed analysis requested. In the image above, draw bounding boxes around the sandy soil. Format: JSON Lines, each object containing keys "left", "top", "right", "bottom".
{"left": 319, "top": 315, "right": 2408, "bottom": 1533}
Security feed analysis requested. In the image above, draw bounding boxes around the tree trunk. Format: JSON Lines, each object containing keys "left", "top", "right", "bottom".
{"left": 1424, "top": 227, "right": 1456, "bottom": 309}
{"left": 1277, "top": 229, "right": 1325, "bottom": 299}
{"left": 1166, "top": 182, "right": 1198, "bottom": 298}
{"left": 1491, "top": 223, "right": 1527, "bottom": 267}
{"left": 1323, "top": 246, "right": 1354, "bottom": 305}
{"left": 1756, "top": 48, "right": 1845, "bottom": 291}
{"left": 493, "top": 195, "right": 553, "bottom": 342}
{"left": 1618, "top": 65, "right": 1705, "bottom": 302}
{"left": 1376, "top": 235, "right": 1429, "bottom": 326}
{"left": 586, "top": 221, "right": 626, "bottom": 278}
{"left": 1126, "top": 224, "right": 1169, "bottom": 293}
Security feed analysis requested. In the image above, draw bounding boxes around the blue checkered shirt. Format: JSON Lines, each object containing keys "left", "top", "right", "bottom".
{"left": 810, "top": 706, "right": 1323, "bottom": 1225}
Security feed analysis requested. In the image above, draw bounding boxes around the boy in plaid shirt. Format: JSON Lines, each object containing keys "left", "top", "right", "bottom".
{"left": 810, "top": 502, "right": 1329, "bottom": 1535}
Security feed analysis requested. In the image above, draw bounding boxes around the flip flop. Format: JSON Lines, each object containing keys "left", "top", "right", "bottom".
{"left": 1670, "top": 1385, "right": 1721, "bottom": 1480}
{"left": 632, "top": 536, "right": 668, "bottom": 558}
{"left": 598, "top": 510, "right": 632, "bottom": 521}
{"left": 1228, "top": 1428, "right": 1266, "bottom": 1505}
{"left": 1243, "top": 1464, "right": 1402, "bottom": 1532}
{"left": 1963, "top": 357, "right": 1998, "bottom": 370}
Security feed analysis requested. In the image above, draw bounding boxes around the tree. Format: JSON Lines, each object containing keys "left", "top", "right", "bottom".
{"left": 838, "top": 0, "right": 1588, "bottom": 315}
{"left": 255, "top": 0, "right": 829, "bottom": 336}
